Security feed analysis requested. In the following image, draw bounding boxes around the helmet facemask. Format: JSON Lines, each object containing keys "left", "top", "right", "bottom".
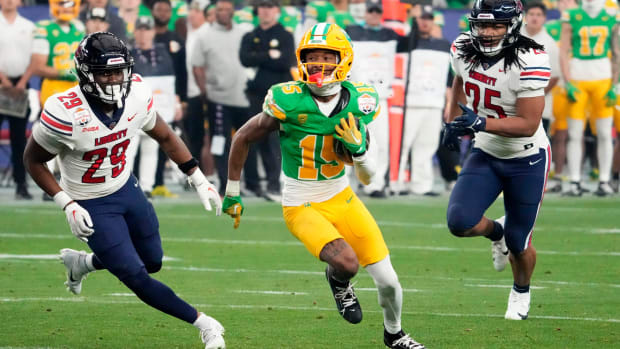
{"left": 296, "top": 23, "right": 354, "bottom": 95}
{"left": 469, "top": 15, "right": 521, "bottom": 56}
{"left": 77, "top": 58, "right": 134, "bottom": 108}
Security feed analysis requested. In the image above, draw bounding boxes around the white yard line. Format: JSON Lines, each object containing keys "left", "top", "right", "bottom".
{"left": 3, "top": 207, "right": 618, "bottom": 234}
{"left": 0, "top": 296, "right": 617, "bottom": 323}
{"left": 0, "top": 232, "right": 617, "bottom": 257}
{"left": 233, "top": 290, "right": 309, "bottom": 295}
{"left": 0, "top": 254, "right": 179, "bottom": 262}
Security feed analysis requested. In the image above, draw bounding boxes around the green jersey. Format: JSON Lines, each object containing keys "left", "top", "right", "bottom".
{"left": 305, "top": 1, "right": 335, "bottom": 24}
{"left": 326, "top": 10, "right": 357, "bottom": 29}
{"left": 280, "top": 6, "right": 302, "bottom": 34}
{"left": 263, "top": 81, "right": 380, "bottom": 181}
{"left": 562, "top": 7, "right": 620, "bottom": 59}
{"left": 34, "top": 20, "right": 84, "bottom": 70}
{"left": 545, "top": 19, "right": 562, "bottom": 42}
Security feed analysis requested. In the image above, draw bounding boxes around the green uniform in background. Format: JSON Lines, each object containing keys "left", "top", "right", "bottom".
{"left": 562, "top": 6, "right": 619, "bottom": 60}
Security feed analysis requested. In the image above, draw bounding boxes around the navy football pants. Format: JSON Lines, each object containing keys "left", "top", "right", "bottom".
{"left": 447, "top": 146, "right": 551, "bottom": 254}
{"left": 78, "top": 176, "right": 197, "bottom": 323}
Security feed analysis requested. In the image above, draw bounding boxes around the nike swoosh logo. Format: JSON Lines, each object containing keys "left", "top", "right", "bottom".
{"left": 529, "top": 158, "right": 542, "bottom": 166}
{"left": 351, "top": 133, "right": 361, "bottom": 145}
{"left": 517, "top": 312, "right": 528, "bottom": 319}
{"left": 128, "top": 113, "right": 137, "bottom": 122}
{"left": 346, "top": 195, "right": 353, "bottom": 204}
{"left": 69, "top": 269, "right": 76, "bottom": 282}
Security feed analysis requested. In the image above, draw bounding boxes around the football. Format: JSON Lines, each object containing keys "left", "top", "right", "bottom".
{"left": 333, "top": 118, "right": 370, "bottom": 165}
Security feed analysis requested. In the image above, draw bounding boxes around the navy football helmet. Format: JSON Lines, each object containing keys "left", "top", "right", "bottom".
{"left": 74, "top": 32, "right": 134, "bottom": 107}
{"left": 468, "top": 0, "right": 524, "bottom": 56}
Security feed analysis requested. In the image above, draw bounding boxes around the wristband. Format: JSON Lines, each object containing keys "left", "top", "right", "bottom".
{"left": 352, "top": 152, "right": 368, "bottom": 163}
{"left": 179, "top": 158, "right": 199, "bottom": 174}
{"left": 225, "top": 180, "right": 240, "bottom": 197}
{"left": 53, "top": 191, "right": 73, "bottom": 210}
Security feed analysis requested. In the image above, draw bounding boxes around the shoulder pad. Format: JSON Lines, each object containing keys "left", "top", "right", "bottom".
{"left": 269, "top": 81, "right": 305, "bottom": 113}
{"left": 71, "top": 19, "right": 85, "bottom": 31}
{"left": 344, "top": 81, "right": 380, "bottom": 123}
{"left": 40, "top": 92, "right": 75, "bottom": 136}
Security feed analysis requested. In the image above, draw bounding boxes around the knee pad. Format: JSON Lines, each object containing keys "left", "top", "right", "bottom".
{"left": 119, "top": 267, "right": 150, "bottom": 292}
{"left": 145, "top": 262, "right": 162, "bottom": 274}
{"left": 447, "top": 203, "right": 477, "bottom": 237}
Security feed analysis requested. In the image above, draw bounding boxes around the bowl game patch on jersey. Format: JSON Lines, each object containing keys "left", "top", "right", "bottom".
{"left": 357, "top": 93, "right": 376, "bottom": 114}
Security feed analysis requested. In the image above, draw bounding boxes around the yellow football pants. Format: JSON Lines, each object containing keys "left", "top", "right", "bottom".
{"left": 282, "top": 186, "right": 389, "bottom": 267}
{"left": 568, "top": 79, "right": 613, "bottom": 121}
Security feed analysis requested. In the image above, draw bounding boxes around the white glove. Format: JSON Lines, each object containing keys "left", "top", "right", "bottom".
{"left": 188, "top": 169, "right": 222, "bottom": 216}
{"left": 64, "top": 202, "right": 95, "bottom": 242}
{"left": 54, "top": 191, "right": 94, "bottom": 243}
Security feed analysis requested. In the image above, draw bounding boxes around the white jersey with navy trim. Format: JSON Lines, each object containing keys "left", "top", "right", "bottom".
{"left": 450, "top": 34, "right": 551, "bottom": 159}
{"left": 32, "top": 74, "right": 157, "bottom": 200}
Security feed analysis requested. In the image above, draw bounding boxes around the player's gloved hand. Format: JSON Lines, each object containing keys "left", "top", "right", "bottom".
{"left": 565, "top": 82, "right": 580, "bottom": 103}
{"left": 188, "top": 169, "right": 222, "bottom": 216}
{"left": 440, "top": 123, "right": 461, "bottom": 152}
{"left": 65, "top": 202, "right": 95, "bottom": 242}
{"left": 58, "top": 69, "right": 77, "bottom": 82}
{"left": 54, "top": 191, "right": 93, "bottom": 243}
{"left": 223, "top": 180, "right": 243, "bottom": 229}
{"left": 604, "top": 87, "right": 617, "bottom": 107}
{"left": 450, "top": 103, "right": 486, "bottom": 136}
{"left": 334, "top": 112, "right": 367, "bottom": 155}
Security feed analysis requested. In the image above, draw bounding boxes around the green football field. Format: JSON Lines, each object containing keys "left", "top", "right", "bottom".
{"left": 0, "top": 193, "right": 618, "bottom": 348}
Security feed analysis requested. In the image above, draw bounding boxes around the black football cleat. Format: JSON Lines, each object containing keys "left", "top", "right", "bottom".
{"left": 384, "top": 329, "right": 426, "bottom": 349}
{"left": 325, "top": 267, "right": 362, "bottom": 324}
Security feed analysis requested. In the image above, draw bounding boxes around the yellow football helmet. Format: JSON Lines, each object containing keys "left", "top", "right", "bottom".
{"left": 50, "top": 0, "right": 81, "bottom": 22}
{"left": 296, "top": 23, "right": 354, "bottom": 87}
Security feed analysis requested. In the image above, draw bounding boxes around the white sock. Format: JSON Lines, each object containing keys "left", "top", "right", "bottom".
{"left": 595, "top": 117, "right": 613, "bottom": 182}
{"left": 192, "top": 313, "right": 209, "bottom": 330}
{"left": 85, "top": 253, "right": 96, "bottom": 272}
{"left": 365, "top": 255, "right": 402, "bottom": 334}
{"left": 566, "top": 118, "right": 584, "bottom": 182}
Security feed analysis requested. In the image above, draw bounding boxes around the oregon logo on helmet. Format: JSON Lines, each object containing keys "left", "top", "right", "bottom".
{"left": 50, "top": 0, "right": 81, "bottom": 22}
{"left": 296, "top": 23, "right": 354, "bottom": 86}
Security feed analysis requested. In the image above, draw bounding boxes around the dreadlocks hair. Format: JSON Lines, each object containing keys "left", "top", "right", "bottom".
{"left": 455, "top": 33, "right": 545, "bottom": 71}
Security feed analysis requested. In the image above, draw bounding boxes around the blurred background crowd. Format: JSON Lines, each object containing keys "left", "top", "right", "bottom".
{"left": 1, "top": 0, "right": 619, "bottom": 202}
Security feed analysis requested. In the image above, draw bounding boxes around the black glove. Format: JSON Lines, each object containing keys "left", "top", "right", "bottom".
{"left": 441, "top": 123, "right": 461, "bottom": 152}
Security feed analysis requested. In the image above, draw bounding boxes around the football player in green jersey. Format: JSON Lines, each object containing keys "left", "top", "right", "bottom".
{"left": 31, "top": 0, "right": 84, "bottom": 105}
{"left": 223, "top": 23, "right": 426, "bottom": 349}
{"left": 560, "top": 0, "right": 620, "bottom": 196}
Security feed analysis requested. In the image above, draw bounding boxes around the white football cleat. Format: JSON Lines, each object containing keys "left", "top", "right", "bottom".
{"left": 491, "top": 216, "right": 509, "bottom": 272}
{"left": 59, "top": 248, "right": 91, "bottom": 295}
{"left": 199, "top": 315, "right": 226, "bottom": 349}
{"left": 504, "top": 288, "right": 530, "bottom": 320}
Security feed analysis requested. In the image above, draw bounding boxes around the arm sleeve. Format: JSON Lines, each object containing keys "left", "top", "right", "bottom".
{"left": 517, "top": 50, "right": 550, "bottom": 98}
{"left": 352, "top": 152, "right": 375, "bottom": 185}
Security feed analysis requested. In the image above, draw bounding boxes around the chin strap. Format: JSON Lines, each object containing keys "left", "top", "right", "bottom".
{"left": 307, "top": 81, "right": 342, "bottom": 96}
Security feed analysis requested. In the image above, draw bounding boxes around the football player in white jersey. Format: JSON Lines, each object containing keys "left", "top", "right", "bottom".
{"left": 23, "top": 32, "right": 225, "bottom": 349}
{"left": 442, "top": 0, "right": 551, "bottom": 320}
